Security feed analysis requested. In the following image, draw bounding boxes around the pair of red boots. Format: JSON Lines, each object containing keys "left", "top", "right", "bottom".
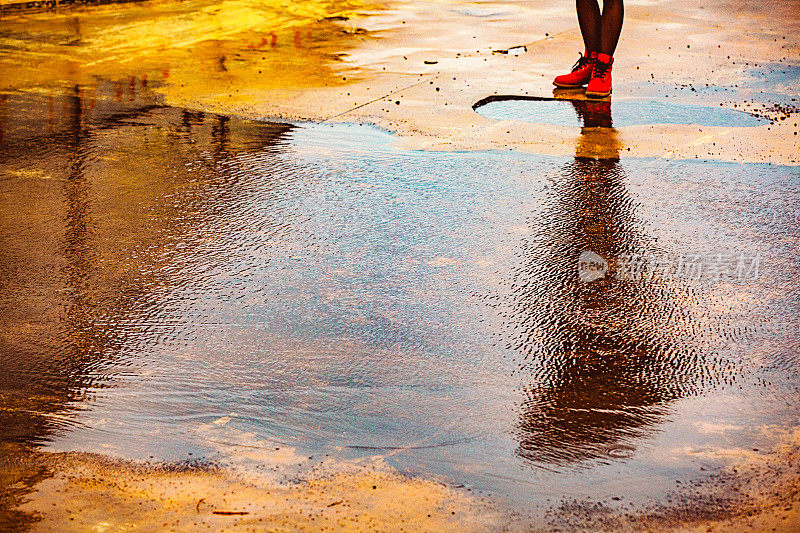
{"left": 553, "top": 50, "right": 613, "bottom": 98}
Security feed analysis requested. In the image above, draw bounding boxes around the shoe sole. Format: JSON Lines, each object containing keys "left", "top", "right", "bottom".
{"left": 585, "top": 89, "right": 611, "bottom": 98}
{"left": 553, "top": 82, "right": 587, "bottom": 88}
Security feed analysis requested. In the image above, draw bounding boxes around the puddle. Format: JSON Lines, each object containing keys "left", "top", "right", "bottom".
{"left": 473, "top": 95, "right": 770, "bottom": 127}
{"left": 1, "top": 88, "right": 799, "bottom": 526}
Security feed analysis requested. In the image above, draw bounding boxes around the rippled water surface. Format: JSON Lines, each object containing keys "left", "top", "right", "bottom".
{"left": 1, "top": 88, "right": 799, "bottom": 516}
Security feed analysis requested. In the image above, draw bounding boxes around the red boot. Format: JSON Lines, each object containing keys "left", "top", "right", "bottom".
{"left": 553, "top": 51, "right": 597, "bottom": 88}
{"left": 586, "top": 53, "right": 613, "bottom": 98}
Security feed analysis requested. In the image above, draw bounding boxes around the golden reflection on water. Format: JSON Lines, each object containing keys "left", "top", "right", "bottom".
{"left": 0, "top": 0, "right": 375, "bottom": 100}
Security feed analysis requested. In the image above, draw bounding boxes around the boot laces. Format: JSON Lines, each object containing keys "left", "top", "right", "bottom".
{"left": 571, "top": 53, "right": 591, "bottom": 72}
{"left": 593, "top": 59, "right": 612, "bottom": 79}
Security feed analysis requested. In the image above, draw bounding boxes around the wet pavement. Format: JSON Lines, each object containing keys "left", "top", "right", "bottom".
{"left": 2, "top": 83, "right": 800, "bottom": 529}
{"left": 1, "top": 0, "right": 800, "bottom": 531}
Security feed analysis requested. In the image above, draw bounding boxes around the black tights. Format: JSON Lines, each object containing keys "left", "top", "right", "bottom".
{"left": 576, "top": 0, "right": 624, "bottom": 56}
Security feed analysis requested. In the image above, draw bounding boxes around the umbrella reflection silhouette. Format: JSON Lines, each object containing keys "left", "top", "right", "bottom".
{"left": 509, "top": 98, "right": 716, "bottom": 466}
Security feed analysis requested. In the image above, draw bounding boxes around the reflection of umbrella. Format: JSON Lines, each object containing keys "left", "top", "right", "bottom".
{"left": 509, "top": 100, "right": 716, "bottom": 466}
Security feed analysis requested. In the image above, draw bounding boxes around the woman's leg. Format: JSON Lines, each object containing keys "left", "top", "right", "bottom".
{"left": 576, "top": 0, "right": 601, "bottom": 54}
{"left": 600, "top": 0, "right": 624, "bottom": 55}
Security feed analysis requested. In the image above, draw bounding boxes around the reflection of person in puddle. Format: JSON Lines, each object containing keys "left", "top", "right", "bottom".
{"left": 553, "top": 0, "right": 623, "bottom": 99}
{"left": 508, "top": 100, "right": 713, "bottom": 465}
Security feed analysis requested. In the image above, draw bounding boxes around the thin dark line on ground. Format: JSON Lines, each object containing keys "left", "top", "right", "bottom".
{"left": 321, "top": 74, "right": 443, "bottom": 122}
